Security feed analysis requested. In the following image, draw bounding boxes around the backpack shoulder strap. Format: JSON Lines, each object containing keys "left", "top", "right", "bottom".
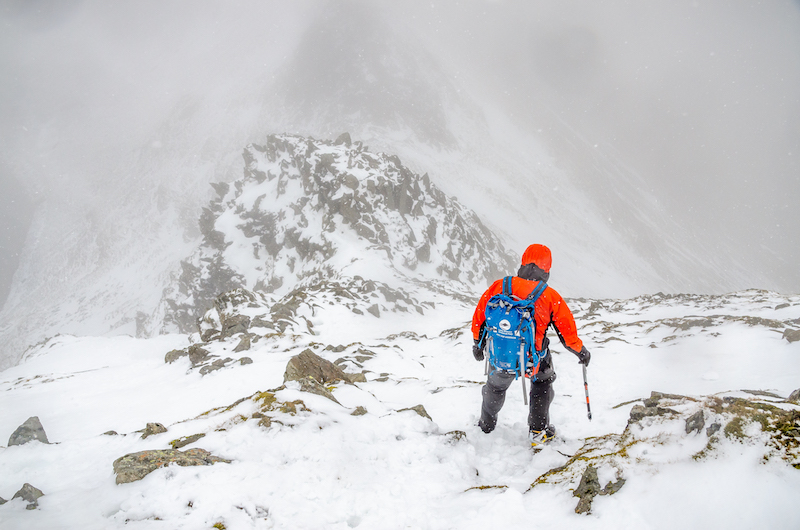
{"left": 526, "top": 281, "right": 548, "bottom": 304}
{"left": 502, "top": 276, "right": 513, "bottom": 296}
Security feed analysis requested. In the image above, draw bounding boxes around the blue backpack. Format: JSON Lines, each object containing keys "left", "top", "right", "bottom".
{"left": 482, "top": 277, "right": 548, "bottom": 387}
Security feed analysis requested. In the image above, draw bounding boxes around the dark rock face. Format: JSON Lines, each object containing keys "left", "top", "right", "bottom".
{"left": 8, "top": 416, "right": 49, "bottom": 446}
{"left": 113, "top": 448, "right": 231, "bottom": 484}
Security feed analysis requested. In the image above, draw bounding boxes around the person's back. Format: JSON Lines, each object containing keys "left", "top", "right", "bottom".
{"left": 471, "top": 244, "right": 590, "bottom": 445}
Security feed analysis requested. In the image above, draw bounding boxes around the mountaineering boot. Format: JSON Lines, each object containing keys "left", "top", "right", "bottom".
{"left": 529, "top": 424, "right": 556, "bottom": 447}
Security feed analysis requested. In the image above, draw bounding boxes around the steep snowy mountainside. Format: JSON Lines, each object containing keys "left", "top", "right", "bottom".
{"left": 157, "top": 133, "right": 516, "bottom": 334}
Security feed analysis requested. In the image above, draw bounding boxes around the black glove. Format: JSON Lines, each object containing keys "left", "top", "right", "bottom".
{"left": 576, "top": 346, "right": 591, "bottom": 366}
{"left": 472, "top": 340, "right": 484, "bottom": 361}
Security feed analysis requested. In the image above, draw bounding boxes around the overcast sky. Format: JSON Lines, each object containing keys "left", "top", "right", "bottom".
{"left": 1, "top": 0, "right": 799, "bottom": 301}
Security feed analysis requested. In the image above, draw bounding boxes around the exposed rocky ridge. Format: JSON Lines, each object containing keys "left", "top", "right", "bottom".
{"left": 570, "top": 289, "right": 800, "bottom": 347}
{"left": 532, "top": 390, "right": 800, "bottom": 514}
{"left": 158, "top": 133, "right": 515, "bottom": 333}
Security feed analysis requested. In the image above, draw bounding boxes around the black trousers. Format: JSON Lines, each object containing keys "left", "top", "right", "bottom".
{"left": 479, "top": 370, "right": 555, "bottom": 432}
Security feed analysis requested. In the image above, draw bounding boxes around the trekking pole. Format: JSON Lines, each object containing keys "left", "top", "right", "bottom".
{"left": 520, "top": 346, "right": 528, "bottom": 406}
{"left": 582, "top": 364, "right": 592, "bottom": 421}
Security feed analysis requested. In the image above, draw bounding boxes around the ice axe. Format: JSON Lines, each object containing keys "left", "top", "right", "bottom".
{"left": 582, "top": 363, "right": 592, "bottom": 421}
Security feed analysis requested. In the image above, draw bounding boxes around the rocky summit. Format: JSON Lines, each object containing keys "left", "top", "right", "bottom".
{"left": 158, "top": 133, "right": 515, "bottom": 333}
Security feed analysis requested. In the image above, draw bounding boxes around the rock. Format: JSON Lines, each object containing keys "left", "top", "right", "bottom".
{"left": 628, "top": 404, "right": 678, "bottom": 423}
{"left": 103, "top": 431, "right": 118, "bottom": 436}
{"left": 298, "top": 376, "right": 341, "bottom": 404}
{"left": 141, "top": 423, "right": 167, "bottom": 439}
{"left": 334, "top": 132, "right": 352, "bottom": 146}
{"left": 398, "top": 404, "right": 432, "bottom": 421}
{"left": 12, "top": 483, "right": 44, "bottom": 510}
{"left": 789, "top": 388, "right": 800, "bottom": 404}
{"left": 113, "top": 448, "right": 231, "bottom": 484}
{"left": 199, "top": 357, "right": 233, "bottom": 375}
{"left": 685, "top": 410, "right": 705, "bottom": 434}
{"left": 0, "top": 496, "right": 5, "bottom": 505}
{"left": 188, "top": 344, "right": 211, "bottom": 366}
{"left": 344, "top": 372, "right": 368, "bottom": 384}
{"left": 170, "top": 433, "right": 206, "bottom": 449}
{"left": 601, "top": 477, "right": 626, "bottom": 495}
{"left": 239, "top": 357, "right": 254, "bottom": 366}
{"left": 233, "top": 334, "right": 251, "bottom": 352}
{"left": 574, "top": 465, "right": 601, "bottom": 514}
{"left": 707, "top": 422, "right": 722, "bottom": 436}
{"left": 284, "top": 349, "right": 348, "bottom": 385}
{"left": 221, "top": 314, "right": 251, "bottom": 339}
{"left": 445, "top": 430, "right": 467, "bottom": 443}
{"left": 351, "top": 406, "right": 368, "bottom": 416}
{"left": 367, "top": 304, "right": 381, "bottom": 318}
{"left": 783, "top": 329, "right": 800, "bottom": 343}
{"left": 8, "top": 416, "right": 49, "bottom": 446}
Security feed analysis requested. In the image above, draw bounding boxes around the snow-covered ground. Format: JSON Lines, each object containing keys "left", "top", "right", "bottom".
{"left": 1, "top": 290, "right": 798, "bottom": 529}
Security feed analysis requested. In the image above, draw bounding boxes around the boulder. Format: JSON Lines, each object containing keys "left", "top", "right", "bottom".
{"left": 789, "top": 388, "right": 800, "bottom": 404}
{"left": 284, "top": 349, "right": 348, "bottom": 385}
{"left": 12, "top": 483, "right": 44, "bottom": 510}
{"left": 8, "top": 416, "right": 49, "bottom": 446}
{"left": 113, "top": 448, "right": 231, "bottom": 484}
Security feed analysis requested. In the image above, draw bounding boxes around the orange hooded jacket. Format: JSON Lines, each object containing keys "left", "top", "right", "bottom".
{"left": 471, "top": 244, "right": 583, "bottom": 354}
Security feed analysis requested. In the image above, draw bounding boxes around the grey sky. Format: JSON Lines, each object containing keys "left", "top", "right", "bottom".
{"left": 1, "top": 0, "right": 799, "bottom": 304}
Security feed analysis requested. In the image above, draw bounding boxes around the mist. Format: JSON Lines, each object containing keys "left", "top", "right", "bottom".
{"left": 1, "top": 0, "right": 799, "bottom": 319}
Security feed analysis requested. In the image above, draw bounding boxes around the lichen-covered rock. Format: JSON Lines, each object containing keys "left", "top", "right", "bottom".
{"left": 284, "top": 349, "right": 348, "bottom": 386}
{"left": 12, "top": 483, "right": 44, "bottom": 510}
{"left": 170, "top": 433, "right": 206, "bottom": 449}
{"left": 574, "top": 465, "right": 601, "bottom": 514}
{"left": 8, "top": 416, "right": 49, "bottom": 446}
{"left": 113, "top": 448, "right": 231, "bottom": 484}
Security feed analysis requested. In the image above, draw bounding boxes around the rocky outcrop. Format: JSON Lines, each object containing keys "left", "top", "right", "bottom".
{"left": 159, "top": 133, "right": 516, "bottom": 333}
{"left": 8, "top": 416, "right": 49, "bottom": 446}
{"left": 532, "top": 389, "right": 800, "bottom": 514}
{"left": 113, "top": 448, "right": 231, "bottom": 485}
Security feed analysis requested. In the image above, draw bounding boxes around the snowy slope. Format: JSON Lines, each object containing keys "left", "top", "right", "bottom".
{"left": 1, "top": 288, "right": 798, "bottom": 529}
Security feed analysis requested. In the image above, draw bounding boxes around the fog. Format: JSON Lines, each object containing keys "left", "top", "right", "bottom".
{"left": 1, "top": 0, "right": 799, "bottom": 314}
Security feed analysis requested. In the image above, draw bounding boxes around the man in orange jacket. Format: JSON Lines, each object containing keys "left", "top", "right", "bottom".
{"left": 471, "top": 244, "right": 590, "bottom": 445}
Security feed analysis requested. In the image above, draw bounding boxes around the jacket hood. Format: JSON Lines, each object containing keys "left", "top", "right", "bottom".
{"left": 521, "top": 244, "right": 552, "bottom": 273}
